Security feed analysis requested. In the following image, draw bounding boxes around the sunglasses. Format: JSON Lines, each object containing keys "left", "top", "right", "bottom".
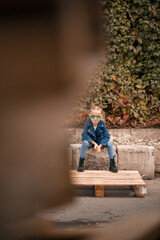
{"left": 91, "top": 115, "right": 101, "bottom": 119}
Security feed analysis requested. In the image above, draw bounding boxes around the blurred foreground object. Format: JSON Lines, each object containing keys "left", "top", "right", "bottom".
{"left": 0, "top": 0, "right": 103, "bottom": 239}
{"left": 0, "top": 1, "right": 159, "bottom": 240}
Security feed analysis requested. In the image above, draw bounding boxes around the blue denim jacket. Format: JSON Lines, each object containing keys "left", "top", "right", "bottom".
{"left": 81, "top": 119, "right": 110, "bottom": 147}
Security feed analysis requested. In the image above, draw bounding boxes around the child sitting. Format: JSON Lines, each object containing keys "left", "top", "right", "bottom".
{"left": 77, "top": 105, "right": 118, "bottom": 173}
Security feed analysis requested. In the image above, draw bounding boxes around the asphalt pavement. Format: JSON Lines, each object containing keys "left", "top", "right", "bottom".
{"left": 39, "top": 175, "right": 160, "bottom": 231}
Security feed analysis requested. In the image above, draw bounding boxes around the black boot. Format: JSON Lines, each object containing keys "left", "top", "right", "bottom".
{"left": 77, "top": 157, "right": 85, "bottom": 172}
{"left": 109, "top": 156, "right": 118, "bottom": 173}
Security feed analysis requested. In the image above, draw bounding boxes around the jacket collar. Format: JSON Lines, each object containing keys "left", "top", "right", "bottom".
{"left": 87, "top": 119, "right": 95, "bottom": 137}
{"left": 88, "top": 119, "right": 103, "bottom": 137}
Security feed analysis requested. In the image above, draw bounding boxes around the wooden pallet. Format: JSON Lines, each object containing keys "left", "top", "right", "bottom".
{"left": 70, "top": 170, "right": 147, "bottom": 198}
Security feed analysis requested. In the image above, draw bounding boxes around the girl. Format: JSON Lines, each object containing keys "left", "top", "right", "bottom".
{"left": 77, "top": 106, "right": 118, "bottom": 172}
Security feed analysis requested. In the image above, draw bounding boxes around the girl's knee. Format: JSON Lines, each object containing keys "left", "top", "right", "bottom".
{"left": 83, "top": 140, "right": 89, "bottom": 147}
{"left": 107, "top": 140, "right": 113, "bottom": 146}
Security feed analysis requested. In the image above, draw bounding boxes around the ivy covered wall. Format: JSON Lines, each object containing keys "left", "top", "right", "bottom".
{"left": 94, "top": 0, "right": 160, "bottom": 127}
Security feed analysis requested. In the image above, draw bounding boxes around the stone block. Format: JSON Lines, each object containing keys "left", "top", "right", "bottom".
{"left": 117, "top": 145, "right": 155, "bottom": 179}
{"left": 70, "top": 144, "right": 117, "bottom": 170}
{"left": 75, "top": 128, "right": 83, "bottom": 144}
{"left": 155, "top": 146, "right": 160, "bottom": 173}
{"left": 85, "top": 147, "right": 117, "bottom": 170}
{"left": 70, "top": 144, "right": 82, "bottom": 169}
{"left": 63, "top": 128, "right": 77, "bottom": 144}
{"left": 68, "top": 147, "right": 73, "bottom": 168}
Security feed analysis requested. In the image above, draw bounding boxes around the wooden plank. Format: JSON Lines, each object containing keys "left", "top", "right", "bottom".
{"left": 70, "top": 170, "right": 145, "bottom": 183}
{"left": 71, "top": 178, "right": 145, "bottom": 186}
{"left": 70, "top": 170, "right": 140, "bottom": 175}
{"left": 71, "top": 176, "right": 144, "bottom": 181}
{"left": 70, "top": 171, "right": 141, "bottom": 179}
{"left": 70, "top": 170, "right": 139, "bottom": 173}
{"left": 71, "top": 177, "right": 144, "bottom": 182}
{"left": 71, "top": 175, "right": 142, "bottom": 180}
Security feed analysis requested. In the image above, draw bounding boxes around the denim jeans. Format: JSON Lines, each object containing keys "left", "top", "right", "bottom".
{"left": 80, "top": 140, "right": 115, "bottom": 159}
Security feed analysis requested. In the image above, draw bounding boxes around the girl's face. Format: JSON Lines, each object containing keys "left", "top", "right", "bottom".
{"left": 90, "top": 110, "right": 102, "bottom": 125}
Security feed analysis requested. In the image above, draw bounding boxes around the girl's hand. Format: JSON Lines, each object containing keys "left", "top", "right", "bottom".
{"left": 96, "top": 146, "right": 101, "bottom": 153}
{"left": 94, "top": 143, "right": 98, "bottom": 150}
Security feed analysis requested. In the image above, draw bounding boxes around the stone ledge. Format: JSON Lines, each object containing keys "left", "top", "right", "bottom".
{"left": 64, "top": 128, "right": 160, "bottom": 173}
{"left": 69, "top": 144, "right": 155, "bottom": 179}
{"left": 64, "top": 128, "right": 160, "bottom": 144}
{"left": 117, "top": 145, "right": 155, "bottom": 179}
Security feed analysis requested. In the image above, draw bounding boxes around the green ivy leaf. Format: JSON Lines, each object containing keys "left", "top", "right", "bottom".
{"left": 137, "top": 37, "right": 142, "bottom": 44}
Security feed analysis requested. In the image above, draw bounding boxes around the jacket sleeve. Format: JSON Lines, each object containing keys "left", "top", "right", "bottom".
{"left": 81, "top": 119, "right": 93, "bottom": 143}
{"left": 100, "top": 122, "right": 110, "bottom": 146}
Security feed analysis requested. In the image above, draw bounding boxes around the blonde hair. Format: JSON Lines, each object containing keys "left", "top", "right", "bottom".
{"left": 89, "top": 104, "right": 105, "bottom": 121}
